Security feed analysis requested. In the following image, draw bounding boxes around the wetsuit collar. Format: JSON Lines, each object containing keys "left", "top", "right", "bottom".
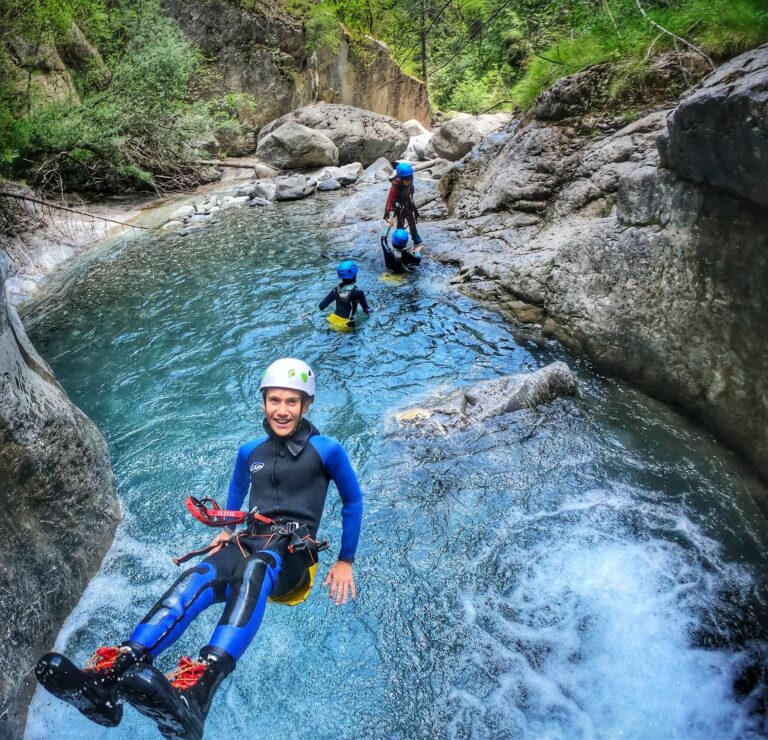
{"left": 262, "top": 417, "right": 317, "bottom": 457}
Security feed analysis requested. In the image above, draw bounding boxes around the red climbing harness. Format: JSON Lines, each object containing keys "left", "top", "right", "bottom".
{"left": 184, "top": 496, "right": 273, "bottom": 528}
{"left": 173, "top": 496, "right": 329, "bottom": 567}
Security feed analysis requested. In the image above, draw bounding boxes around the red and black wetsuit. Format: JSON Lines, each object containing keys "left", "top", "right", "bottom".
{"left": 384, "top": 177, "right": 422, "bottom": 245}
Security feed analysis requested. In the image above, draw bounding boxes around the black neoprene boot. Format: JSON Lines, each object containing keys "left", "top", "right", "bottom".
{"left": 35, "top": 641, "right": 151, "bottom": 727}
{"left": 119, "top": 646, "right": 235, "bottom": 739}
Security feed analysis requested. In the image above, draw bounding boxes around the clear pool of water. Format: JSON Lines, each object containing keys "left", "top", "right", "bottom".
{"left": 23, "top": 196, "right": 768, "bottom": 739}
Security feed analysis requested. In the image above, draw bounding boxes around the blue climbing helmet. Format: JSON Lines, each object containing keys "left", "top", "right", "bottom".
{"left": 391, "top": 229, "right": 410, "bottom": 248}
{"left": 337, "top": 260, "right": 358, "bottom": 281}
{"left": 395, "top": 162, "right": 414, "bottom": 178}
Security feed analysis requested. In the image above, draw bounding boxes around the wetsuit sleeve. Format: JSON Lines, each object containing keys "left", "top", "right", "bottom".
{"left": 358, "top": 289, "right": 370, "bottom": 313}
{"left": 319, "top": 287, "right": 337, "bottom": 311}
{"left": 226, "top": 439, "right": 260, "bottom": 510}
{"left": 384, "top": 182, "right": 397, "bottom": 218}
{"left": 311, "top": 438, "right": 363, "bottom": 562}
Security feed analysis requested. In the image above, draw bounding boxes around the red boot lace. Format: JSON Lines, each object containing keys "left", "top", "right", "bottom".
{"left": 166, "top": 657, "right": 208, "bottom": 690}
{"left": 85, "top": 646, "right": 121, "bottom": 673}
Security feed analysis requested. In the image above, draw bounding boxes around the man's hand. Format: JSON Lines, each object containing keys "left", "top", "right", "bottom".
{"left": 323, "top": 560, "right": 356, "bottom": 605}
{"left": 384, "top": 217, "right": 393, "bottom": 227}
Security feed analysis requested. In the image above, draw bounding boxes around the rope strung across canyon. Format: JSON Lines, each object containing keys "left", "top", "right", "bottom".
{"left": 0, "top": 192, "right": 150, "bottom": 231}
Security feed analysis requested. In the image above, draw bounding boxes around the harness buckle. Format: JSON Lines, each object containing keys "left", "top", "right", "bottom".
{"left": 272, "top": 520, "right": 300, "bottom": 534}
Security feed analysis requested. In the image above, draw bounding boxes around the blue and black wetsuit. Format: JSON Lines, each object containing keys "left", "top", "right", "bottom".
{"left": 129, "top": 418, "right": 363, "bottom": 664}
{"left": 381, "top": 240, "right": 421, "bottom": 275}
{"left": 319, "top": 283, "right": 370, "bottom": 321}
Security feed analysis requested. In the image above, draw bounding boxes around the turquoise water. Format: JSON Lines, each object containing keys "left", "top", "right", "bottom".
{"left": 24, "top": 196, "right": 768, "bottom": 738}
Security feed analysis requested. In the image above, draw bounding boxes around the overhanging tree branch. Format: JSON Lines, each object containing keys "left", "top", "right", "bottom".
{"left": 633, "top": 0, "right": 715, "bottom": 69}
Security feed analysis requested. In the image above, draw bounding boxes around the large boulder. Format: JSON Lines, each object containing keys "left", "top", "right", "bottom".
{"left": 0, "top": 258, "right": 119, "bottom": 737}
{"left": 658, "top": 44, "right": 768, "bottom": 207}
{"left": 256, "top": 122, "right": 338, "bottom": 169}
{"left": 258, "top": 103, "right": 409, "bottom": 166}
{"left": 432, "top": 113, "right": 512, "bottom": 161}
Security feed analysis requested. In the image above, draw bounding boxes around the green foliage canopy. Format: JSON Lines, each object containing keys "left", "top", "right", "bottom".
{"left": 299, "top": 0, "right": 768, "bottom": 113}
{"left": 0, "top": 0, "right": 241, "bottom": 192}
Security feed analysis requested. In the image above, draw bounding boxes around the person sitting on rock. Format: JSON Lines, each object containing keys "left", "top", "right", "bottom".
{"left": 35, "top": 358, "right": 363, "bottom": 740}
{"left": 384, "top": 161, "right": 423, "bottom": 248}
{"left": 381, "top": 227, "right": 422, "bottom": 275}
{"left": 319, "top": 260, "right": 371, "bottom": 329}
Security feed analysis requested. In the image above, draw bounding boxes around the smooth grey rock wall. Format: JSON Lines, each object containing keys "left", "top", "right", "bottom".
{"left": 0, "top": 259, "right": 119, "bottom": 738}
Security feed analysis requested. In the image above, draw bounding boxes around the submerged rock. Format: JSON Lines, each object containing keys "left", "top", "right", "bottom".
{"left": 171, "top": 204, "right": 195, "bottom": 220}
{"left": 159, "top": 220, "right": 184, "bottom": 232}
{"left": 395, "top": 362, "right": 577, "bottom": 434}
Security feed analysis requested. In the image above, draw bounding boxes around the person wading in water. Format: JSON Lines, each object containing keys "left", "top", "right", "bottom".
{"left": 319, "top": 260, "right": 371, "bottom": 329}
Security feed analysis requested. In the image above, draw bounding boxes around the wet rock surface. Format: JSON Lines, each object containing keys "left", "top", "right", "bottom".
{"left": 394, "top": 362, "right": 577, "bottom": 434}
{"left": 435, "top": 46, "right": 768, "bottom": 480}
{"left": 0, "top": 260, "right": 119, "bottom": 737}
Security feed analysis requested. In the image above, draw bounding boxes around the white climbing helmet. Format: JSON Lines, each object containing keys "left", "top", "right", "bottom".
{"left": 259, "top": 358, "right": 316, "bottom": 399}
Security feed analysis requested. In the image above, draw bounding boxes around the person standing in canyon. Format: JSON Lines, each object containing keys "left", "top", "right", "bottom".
{"left": 384, "top": 161, "right": 424, "bottom": 250}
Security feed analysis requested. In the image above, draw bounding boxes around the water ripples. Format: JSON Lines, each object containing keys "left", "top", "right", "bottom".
{"left": 24, "top": 198, "right": 768, "bottom": 739}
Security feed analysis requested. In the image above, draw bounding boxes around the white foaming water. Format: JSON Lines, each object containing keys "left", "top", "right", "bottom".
{"left": 447, "top": 497, "right": 759, "bottom": 740}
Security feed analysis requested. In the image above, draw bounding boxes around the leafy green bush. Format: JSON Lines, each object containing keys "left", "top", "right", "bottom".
{"left": 284, "top": 0, "right": 341, "bottom": 55}
{"left": 511, "top": 0, "right": 768, "bottom": 110}
{"left": 0, "top": 0, "right": 233, "bottom": 192}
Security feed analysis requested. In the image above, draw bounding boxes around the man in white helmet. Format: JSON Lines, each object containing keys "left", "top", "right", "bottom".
{"left": 35, "top": 358, "right": 363, "bottom": 740}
